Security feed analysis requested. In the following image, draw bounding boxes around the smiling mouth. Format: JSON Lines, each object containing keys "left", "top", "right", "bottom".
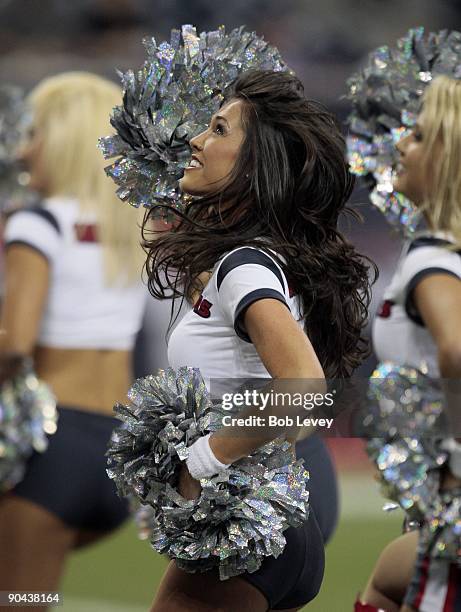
{"left": 185, "top": 157, "right": 203, "bottom": 170}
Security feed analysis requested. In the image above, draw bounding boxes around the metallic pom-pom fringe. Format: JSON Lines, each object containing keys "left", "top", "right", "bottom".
{"left": 364, "top": 362, "right": 461, "bottom": 567}
{"left": 106, "top": 367, "right": 309, "bottom": 579}
{"left": 99, "top": 25, "right": 287, "bottom": 217}
{"left": 346, "top": 28, "right": 461, "bottom": 234}
{"left": 0, "top": 85, "right": 35, "bottom": 211}
{"left": 0, "top": 358, "right": 58, "bottom": 493}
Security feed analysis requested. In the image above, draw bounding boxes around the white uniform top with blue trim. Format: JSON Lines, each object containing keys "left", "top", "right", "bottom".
{"left": 3, "top": 197, "right": 147, "bottom": 350}
{"left": 167, "top": 246, "right": 301, "bottom": 384}
{"left": 372, "top": 232, "right": 461, "bottom": 377}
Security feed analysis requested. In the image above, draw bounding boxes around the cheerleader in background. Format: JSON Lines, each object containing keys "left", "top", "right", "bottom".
{"left": 0, "top": 72, "right": 146, "bottom": 607}
{"left": 143, "top": 69, "right": 374, "bottom": 612}
{"left": 356, "top": 75, "right": 461, "bottom": 611}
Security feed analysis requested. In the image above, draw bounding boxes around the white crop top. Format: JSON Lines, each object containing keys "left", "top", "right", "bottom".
{"left": 167, "top": 246, "right": 302, "bottom": 388}
{"left": 4, "top": 197, "right": 147, "bottom": 350}
{"left": 372, "top": 233, "right": 461, "bottom": 378}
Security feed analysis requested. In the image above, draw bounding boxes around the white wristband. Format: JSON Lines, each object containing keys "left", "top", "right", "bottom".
{"left": 440, "top": 438, "right": 461, "bottom": 479}
{"left": 186, "top": 433, "right": 230, "bottom": 480}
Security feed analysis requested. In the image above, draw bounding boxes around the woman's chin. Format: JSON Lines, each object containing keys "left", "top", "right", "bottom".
{"left": 179, "top": 178, "right": 205, "bottom": 197}
{"left": 392, "top": 177, "right": 406, "bottom": 197}
{"left": 392, "top": 182, "right": 420, "bottom": 207}
{"left": 28, "top": 178, "right": 48, "bottom": 196}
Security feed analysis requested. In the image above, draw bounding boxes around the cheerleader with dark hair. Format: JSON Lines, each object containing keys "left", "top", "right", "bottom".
{"left": 143, "top": 68, "right": 374, "bottom": 612}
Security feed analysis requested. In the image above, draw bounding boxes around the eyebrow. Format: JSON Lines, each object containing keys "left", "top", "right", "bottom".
{"left": 213, "top": 115, "right": 230, "bottom": 126}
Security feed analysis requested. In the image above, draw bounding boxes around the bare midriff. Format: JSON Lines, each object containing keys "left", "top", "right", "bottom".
{"left": 34, "top": 346, "right": 132, "bottom": 415}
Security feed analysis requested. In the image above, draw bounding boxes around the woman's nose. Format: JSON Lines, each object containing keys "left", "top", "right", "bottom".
{"left": 396, "top": 132, "right": 410, "bottom": 155}
{"left": 16, "top": 143, "right": 29, "bottom": 164}
{"left": 16, "top": 135, "right": 34, "bottom": 163}
{"left": 190, "top": 129, "right": 205, "bottom": 151}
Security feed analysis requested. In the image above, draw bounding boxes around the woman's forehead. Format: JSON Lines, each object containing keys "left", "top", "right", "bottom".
{"left": 213, "top": 99, "right": 244, "bottom": 125}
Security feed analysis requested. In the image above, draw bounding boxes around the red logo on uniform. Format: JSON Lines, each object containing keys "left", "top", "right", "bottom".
{"left": 193, "top": 295, "right": 212, "bottom": 318}
{"left": 74, "top": 223, "right": 99, "bottom": 242}
{"left": 377, "top": 299, "right": 394, "bottom": 318}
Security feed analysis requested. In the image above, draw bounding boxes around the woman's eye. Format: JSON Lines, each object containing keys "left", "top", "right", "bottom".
{"left": 413, "top": 130, "right": 423, "bottom": 142}
{"left": 214, "top": 123, "right": 225, "bottom": 135}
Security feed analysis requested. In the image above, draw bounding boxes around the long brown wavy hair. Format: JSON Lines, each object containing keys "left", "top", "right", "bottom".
{"left": 143, "top": 69, "right": 377, "bottom": 378}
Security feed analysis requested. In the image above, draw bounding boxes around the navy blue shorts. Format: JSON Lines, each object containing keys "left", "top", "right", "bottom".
{"left": 242, "top": 510, "right": 325, "bottom": 609}
{"left": 238, "top": 436, "right": 334, "bottom": 608}
{"left": 296, "top": 434, "right": 338, "bottom": 544}
{"left": 13, "top": 406, "right": 128, "bottom": 532}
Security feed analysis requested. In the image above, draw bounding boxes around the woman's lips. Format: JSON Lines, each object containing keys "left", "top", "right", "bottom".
{"left": 394, "top": 162, "right": 405, "bottom": 175}
{"left": 185, "top": 156, "right": 203, "bottom": 171}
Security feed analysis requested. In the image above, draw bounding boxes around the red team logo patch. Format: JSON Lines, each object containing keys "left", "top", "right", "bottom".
{"left": 194, "top": 295, "right": 213, "bottom": 318}
{"left": 377, "top": 299, "right": 394, "bottom": 318}
{"left": 74, "top": 223, "right": 99, "bottom": 242}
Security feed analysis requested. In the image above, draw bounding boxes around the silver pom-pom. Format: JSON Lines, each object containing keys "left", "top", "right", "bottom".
{"left": 364, "top": 362, "right": 447, "bottom": 521}
{"left": 365, "top": 362, "right": 446, "bottom": 439}
{"left": 367, "top": 437, "right": 443, "bottom": 524}
{"left": 0, "top": 86, "right": 33, "bottom": 211}
{"left": 106, "top": 367, "right": 215, "bottom": 497}
{"left": 107, "top": 367, "right": 309, "bottom": 579}
{"left": 99, "top": 25, "right": 287, "bottom": 217}
{"left": 0, "top": 358, "right": 58, "bottom": 493}
{"left": 423, "top": 486, "right": 461, "bottom": 566}
{"left": 131, "top": 500, "right": 156, "bottom": 541}
{"left": 364, "top": 362, "right": 461, "bottom": 565}
{"left": 346, "top": 28, "right": 461, "bottom": 234}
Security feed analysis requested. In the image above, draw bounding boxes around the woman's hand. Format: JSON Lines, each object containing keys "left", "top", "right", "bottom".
{"left": 178, "top": 463, "right": 202, "bottom": 500}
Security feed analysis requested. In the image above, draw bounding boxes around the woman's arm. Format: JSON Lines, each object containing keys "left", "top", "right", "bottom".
{"left": 413, "top": 274, "right": 461, "bottom": 376}
{"left": 413, "top": 273, "right": 461, "bottom": 478}
{"left": 0, "top": 244, "right": 50, "bottom": 357}
{"left": 245, "top": 297, "right": 324, "bottom": 379}
{"left": 209, "top": 297, "right": 325, "bottom": 465}
{"left": 359, "top": 530, "right": 418, "bottom": 611}
{"left": 179, "top": 296, "right": 325, "bottom": 498}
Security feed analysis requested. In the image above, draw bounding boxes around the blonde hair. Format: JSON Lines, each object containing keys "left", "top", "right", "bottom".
{"left": 28, "top": 71, "right": 144, "bottom": 284}
{"left": 419, "top": 75, "right": 461, "bottom": 247}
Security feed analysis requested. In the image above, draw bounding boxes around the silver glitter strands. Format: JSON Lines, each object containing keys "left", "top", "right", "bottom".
{"left": 364, "top": 362, "right": 461, "bottom": 566}
{"left": 99, "top": 25, "right": 287, "bottom": 216}
{"left": 346, "top": 28, "right": 461, "bottom": 235}
{"left": 366, "top": 362, "right": 446, "bottom": 439}
{"left": 420, "top": 487, "right": 461, "bottom": 567}
{"left": 0, "top": 358, "right": 58, "bottom": 493}
{"left": 132, "top": 500, "right": 156, "bottom": 541}
{"left": 364, "top": 362, "right": 447, "bottom": 523}
{"left": 106, "top": 367, "right": 309, "bottom": 580}
{"left": 0, "top": 86, "right": 31, "bottom": 211}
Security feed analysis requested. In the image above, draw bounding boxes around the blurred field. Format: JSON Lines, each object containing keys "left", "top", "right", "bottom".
{"left": 60, "top": 472, "right": 403, "bottom": 612}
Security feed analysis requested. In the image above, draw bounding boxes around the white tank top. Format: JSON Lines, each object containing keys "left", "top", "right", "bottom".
{"left": 167, "top": 246, "right": 302, "bottom": 390}
{"left": 3, "top": 197, "right": 147, "bottom": 350}
{"left": 372, "top": 232, "right": 461, "bottom": 377}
